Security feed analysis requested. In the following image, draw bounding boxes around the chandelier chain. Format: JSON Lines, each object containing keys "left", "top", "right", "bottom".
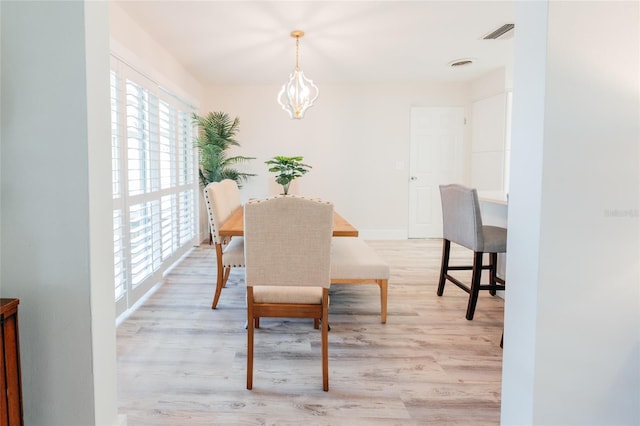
{"left": 295, "top": 36, "right": 300, "bottom": 70}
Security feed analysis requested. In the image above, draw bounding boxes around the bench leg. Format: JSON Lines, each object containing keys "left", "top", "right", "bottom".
{"left": 331, "top": 278, "right": 389, "bottom": 323}
{"left": 378, "top": 279, "right": 388, "bottom": 324}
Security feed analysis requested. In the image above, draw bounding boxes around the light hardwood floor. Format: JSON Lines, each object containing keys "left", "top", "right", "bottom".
{"left": 117, "top": 239, "right": 504, "bottom": 425}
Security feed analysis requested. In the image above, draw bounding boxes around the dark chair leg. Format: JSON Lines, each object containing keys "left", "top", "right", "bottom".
{"left": 466, "top": 251, "right": 484, "bottom": 320}
{"left": 437, "top": 239, "right": 451, "bottom": 296}
{"left": 489, "top": 253, "right": 497, "bottom": 296}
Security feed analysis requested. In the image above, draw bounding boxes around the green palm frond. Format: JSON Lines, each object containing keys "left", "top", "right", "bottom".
{"left": 193, "top": 111, "right": 255, "bottom": 188}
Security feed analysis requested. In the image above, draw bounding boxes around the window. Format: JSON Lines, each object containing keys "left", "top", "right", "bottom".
{"left": 110, "top": 58, "right": 197, "bottom": 318}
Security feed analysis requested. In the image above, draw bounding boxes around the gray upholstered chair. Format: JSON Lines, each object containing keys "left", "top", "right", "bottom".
{"left": 244, "top": 195, "right": 333, "bottom": 391}
{"left": 437, "top": 184, "right": 506, "bottom": 320}
{"left": 203, "top": 180, "right": 245, "bottom": 309}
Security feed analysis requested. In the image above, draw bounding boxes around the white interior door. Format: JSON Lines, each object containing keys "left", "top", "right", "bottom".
{"left": 408, "top": 107, "right": 464, "bottom": 238}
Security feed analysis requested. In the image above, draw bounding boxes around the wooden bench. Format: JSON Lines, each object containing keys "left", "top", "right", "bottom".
{"left": 330, "top": 238, "right": 390, "bottom": 323}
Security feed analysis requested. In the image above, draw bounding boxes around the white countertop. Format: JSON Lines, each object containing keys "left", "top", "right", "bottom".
{"left": 477, "top": 191, "right": 508, "bottom": 205}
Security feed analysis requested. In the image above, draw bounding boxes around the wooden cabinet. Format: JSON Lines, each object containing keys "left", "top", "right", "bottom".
{"left": 1, "top": 299, "right": 23, "bottom": 426}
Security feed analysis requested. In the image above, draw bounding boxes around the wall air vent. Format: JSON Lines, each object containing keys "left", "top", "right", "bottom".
{"left": 483, "top": 23, "right": 515, "bottom": 40}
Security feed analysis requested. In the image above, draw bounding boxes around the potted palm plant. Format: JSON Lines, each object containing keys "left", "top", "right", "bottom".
{"left": 265, "top": 156, "right": 312, "bottom": 195}
{"left": 193, "top": 111, "right": 255, "bottom": 188}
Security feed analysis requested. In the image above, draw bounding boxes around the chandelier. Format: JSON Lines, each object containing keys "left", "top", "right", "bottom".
{"left": 277, "top": 30, "right": 319, "bottom": 119}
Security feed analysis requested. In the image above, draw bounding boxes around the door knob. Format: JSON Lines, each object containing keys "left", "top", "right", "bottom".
{"left": 410, "top": 176, "right": 418, "bottom": 181}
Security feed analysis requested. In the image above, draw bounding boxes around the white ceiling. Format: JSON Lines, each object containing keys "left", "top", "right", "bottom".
{"left": 114, "top": 1, "right": 515, "bottom": 86}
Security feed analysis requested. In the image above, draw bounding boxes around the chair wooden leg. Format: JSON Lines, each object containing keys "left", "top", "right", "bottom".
{"left": 489, "top": 253, "right": 497, "bottom": 296}
{"left": 321, "top": 288, "right": 329, "bottom": 392}
{"left": 437, "top": 239, "right": 451, "bottom": 296}
{"left": 314, "top": 319, "right": 319, "bottom": 329}
{"left": 211, "top": 243, "right": 225, "bottom": 309}
{"left": 378, "top": 279, "right": 388, "bottom": 324}
{"left": 247, "top": 288, "right": 254, "bottom": 390}
{"left": 246, "top": 287, "right": 330, "bottom": 391}
{"left": 466, "top": 251, "right": 484, "bottom": 320}
{"left": 222, "top": 266, "right": 231, "bottom": 288}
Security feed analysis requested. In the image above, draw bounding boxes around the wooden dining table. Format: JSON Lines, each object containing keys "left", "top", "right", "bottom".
{"left": 218, "top": 206, "right": 359, "bottom": 237}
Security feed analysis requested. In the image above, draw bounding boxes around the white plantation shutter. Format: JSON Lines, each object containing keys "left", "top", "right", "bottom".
{"left": 129, "top": 200, "right": 160, "bottom": 287}
{"left": 159, "top": 101, "right": 176, "bottom": 190}
{"left": 111, "top": 56, "right": 198, "bottom": 318}
{"left": 113, "top": 209, "right": 126, "bottom": 300}
{"left": 179, "top": 189, "right": 195, "bottom": 246}
{"left": 126, "top": 80, "right": 160, "bottom": 196}
{"left": 111, "top": 70, "right": 128, "bottom": 308}
{"left": 111, "top": 71, "right": 122, "bottom": 200}
{"left": 161, "top": 194, "right": 178, "bottom": 261}
{"left": 178, "top": 110, "right": 194, "bottom": 186}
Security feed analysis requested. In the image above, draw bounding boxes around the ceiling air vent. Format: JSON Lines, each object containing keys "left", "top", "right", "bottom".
{"left": 483, "top": 23, "right": 515, "bottom": 40}
{"left": 449, "top": 59, "right": 473, "bottom": 67}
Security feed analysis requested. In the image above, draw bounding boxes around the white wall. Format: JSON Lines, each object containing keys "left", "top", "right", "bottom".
{"left": 0, "top": 0, "right": 2, "bottom": 270}
{"left": 203, "top": 82, "right": 472, "bottom": 239}
{"left": 471, "top": 67, "right": 508, "bottom": 101}
{"left": 469, "top": 67, "right": 512, "bottom": 194}
{"left": 109, "top": 2, "right": 203, "bottom": 107}
{"left": 0, "top": 1, "right": 116, "bottom": 424}
{"left": 502, "top": 1, "right": 640, "bottom": 425}
{"left": 85, "top": 2, "right": 118, "bottom": 422}
{"left": 471, "top": 92, "right": 508, "bottom": 192}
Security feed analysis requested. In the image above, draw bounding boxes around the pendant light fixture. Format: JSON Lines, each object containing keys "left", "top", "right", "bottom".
{"left": 277, "top": 30, "right": 319, "bottom": 119}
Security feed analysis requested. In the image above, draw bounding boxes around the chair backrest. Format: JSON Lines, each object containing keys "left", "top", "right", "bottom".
{"left": 439, "top": 184, "right": 484, "bottom": 251}
{"left": 221, "top": 179, "right": 242, "bottom": 212}
{"left": 244, "top": 196, "right": 333, "bottom": 288}
{"left": 203, "top": 180, "right": 239, "bottom": 244}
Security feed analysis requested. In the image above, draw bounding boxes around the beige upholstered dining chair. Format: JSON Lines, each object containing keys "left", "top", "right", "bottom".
{"left": 203, "top": 179, "right": 245, "bottom": 309}
{"left": 220, "top": 178, "right": 242, "bottom": 212}
{"left": 437, "top": 184, "right": 506, "bottom": 320}
{"left": 244, "top": 195, "right": 333, "bottom": 391}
